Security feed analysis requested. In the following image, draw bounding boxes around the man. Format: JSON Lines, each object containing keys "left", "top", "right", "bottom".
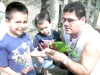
{"left": 45, "top": 1, "right": 100, "bottom": 75}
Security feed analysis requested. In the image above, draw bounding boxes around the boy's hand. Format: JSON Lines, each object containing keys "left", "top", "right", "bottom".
{"left": 40, "top": 50, "right": 47, "bottom": 57}
{"left": 9, "top": 73, "right": 22, "bottom": 75}
{"left": 37, "top": 57, "right": 44, "bottom": 64}
{"left": 15, "top": 73, "right": 22, "bottom": 75}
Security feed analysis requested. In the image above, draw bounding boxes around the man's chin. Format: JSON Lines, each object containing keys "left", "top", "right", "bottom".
{"left": 66, "top": 31, "right": 71, "bottom": 34}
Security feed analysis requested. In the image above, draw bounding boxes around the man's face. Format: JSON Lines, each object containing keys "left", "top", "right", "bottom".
{"left": 6, "top": 12, "right": 28, "bottom": 37}
{"left": 63, "top": 11, "right": 84, "bottom": 35}
{"left": 37, "top": 20, "right": 51, "bottom": 36}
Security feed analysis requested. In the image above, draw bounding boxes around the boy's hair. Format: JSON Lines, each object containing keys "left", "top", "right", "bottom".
{"left": 63, "top": 1, "right": 86, "bottom": 19}
{"left": 35, "top": 11, "right": 51, "bottom": 27}
{"left": 5, "top": 2, "right": 28, "bottom": 21}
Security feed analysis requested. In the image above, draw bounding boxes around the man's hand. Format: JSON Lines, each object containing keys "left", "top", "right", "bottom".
{"left": 45, "top": 49, "right": 68, "bottom": 62}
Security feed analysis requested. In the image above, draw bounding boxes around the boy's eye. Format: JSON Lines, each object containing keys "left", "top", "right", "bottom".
{"left": 16, "top": 21, "right": 21, "bottom": 24}
{"left": 40, "top": 29, "right": 43, "bottom": 30}
{"left": 39, "top": 27, "right": 48, "bottom": 30}
{"left": 23, "top": 21, "right": 27, "bottom": 24}
{"left": 15, "top": 21, "right": 27, "bottom": 24}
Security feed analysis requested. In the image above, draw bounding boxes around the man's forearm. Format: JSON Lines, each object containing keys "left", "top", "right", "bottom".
{"left": 61, "top": 58, "right": 89, "bottom": 75}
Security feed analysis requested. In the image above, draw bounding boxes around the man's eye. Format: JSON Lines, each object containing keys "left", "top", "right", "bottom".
{"left": 63, "top": 18, "right": 75, "bottom": 22}
{"left": 68, "top": 19, "right": 74, "bottom": 22}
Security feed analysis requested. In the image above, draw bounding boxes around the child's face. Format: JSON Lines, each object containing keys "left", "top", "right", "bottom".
{"left": 37, "top": 20, "right": 51, "bottom": 36}
{"left": 6, "top": 12, "right": 28, "bottom": 37}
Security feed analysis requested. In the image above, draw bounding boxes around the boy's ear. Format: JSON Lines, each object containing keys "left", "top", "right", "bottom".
{"left": 5, "top": 19, "right": 10, "bottom": 23}
{"left": 81, "top": 16, "right": 86, "bottom": 21}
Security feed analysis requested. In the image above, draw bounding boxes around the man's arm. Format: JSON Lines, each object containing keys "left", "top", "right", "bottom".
{"left": 46, "top": 42, "right": 100, "bottom": 75}
{"left": 64, "top": 42, "right": 100, "bottom": 75}
{"left": 0, "top": 67, "right": 22, "bottom": 75}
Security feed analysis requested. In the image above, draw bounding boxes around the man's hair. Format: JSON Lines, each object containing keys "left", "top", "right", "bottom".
{"left": 5, "top": 2, "right": 28, "bottom": 21}
{"left": 35, "top": 11, "right": 51, "bottom": 27}
{"left": 63, "top": 1, "right": 86, "bottom": 19}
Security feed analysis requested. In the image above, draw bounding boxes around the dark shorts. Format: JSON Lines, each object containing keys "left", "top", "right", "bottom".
{"left": 53, "top": 61, "right": 74, "bottom": 75}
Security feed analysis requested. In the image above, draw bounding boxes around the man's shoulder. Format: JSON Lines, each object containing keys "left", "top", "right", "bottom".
{"left": 85, "top": 37, "right": 100, "bottom": 49}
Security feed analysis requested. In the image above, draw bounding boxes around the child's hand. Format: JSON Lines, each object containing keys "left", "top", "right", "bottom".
{"left": 15, "top": 73, "right": 22, "bottom": 75}
{"left": 39, "top": 43, "right": 48, "bottom": 49}
{"left": 40, "top": 50, "right": 47, "bottom": 57}
{"left": 37, "top": 57, "right": 44, "bottom": 64}
{"left": 9, "top": 73, "right": 22, "bottom": 75}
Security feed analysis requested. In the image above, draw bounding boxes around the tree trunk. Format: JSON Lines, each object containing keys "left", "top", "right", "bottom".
{"left": 50, "top": 0, "right": 59, "bottom": 30}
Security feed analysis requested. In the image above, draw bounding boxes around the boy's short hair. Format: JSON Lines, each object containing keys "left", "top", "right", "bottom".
{"left": 5, "top": 2, "right": 28, "bottom": 21}
{"left": 35, "top": 11, "right": 51, "bottom": 27}
{"left": 63, "top": 1, "right": 86, "bottom": 19}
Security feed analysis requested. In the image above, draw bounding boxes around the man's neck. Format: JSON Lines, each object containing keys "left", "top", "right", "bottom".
{"left": 71, "top": 34, "right": 78, "bottom": 39}
{"left": 71, "top": 30, "right": 83, "bottom": 39}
